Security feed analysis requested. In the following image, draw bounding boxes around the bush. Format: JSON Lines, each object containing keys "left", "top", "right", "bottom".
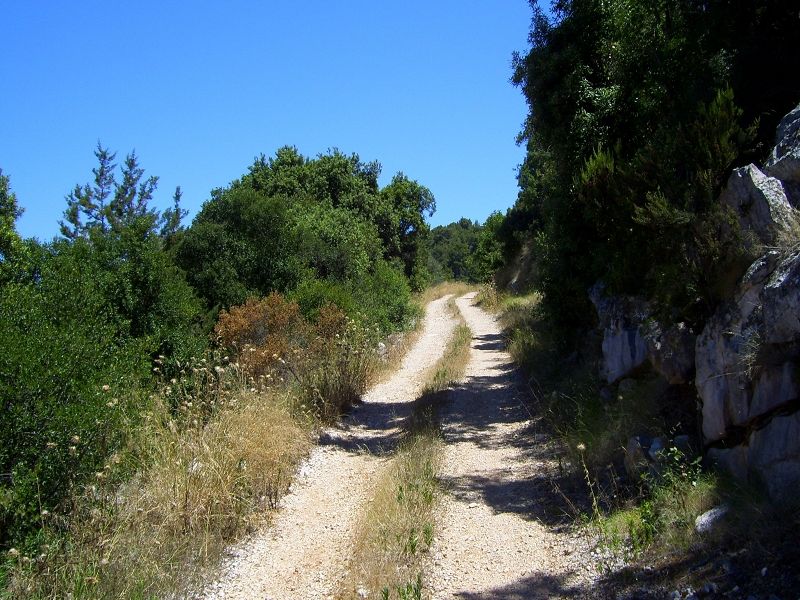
{"left": 290, "top": 278, "right": 357, "bottom": 322}
{"left": 214, "top": 294, "right": 379, "bottom": 420}
{"left": 353, "top": 260, "right": 418, "bottom": 335}
{"left": 0, "top": 242, "right": 146, "bottom": 549}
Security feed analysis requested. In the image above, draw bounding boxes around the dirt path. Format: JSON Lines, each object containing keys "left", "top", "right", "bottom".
{"left": 201, "top": 295, "right": 459, "bottom": 600}
{"left": 426, "top": 293, "right": 596, "bottom": 599}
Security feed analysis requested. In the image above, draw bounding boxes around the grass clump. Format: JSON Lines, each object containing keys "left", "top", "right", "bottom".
{"left": 588, "top": 447, "right": 719, "bottom": 569}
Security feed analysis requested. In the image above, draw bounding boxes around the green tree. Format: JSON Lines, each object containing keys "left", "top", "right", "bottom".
{"left": 0, "top": 169, "right": 25, "bottom": 282}
{"left": 468, "top": 212, "right": 506, "bottom": 283}
{"left": 379, "top": 173, "right": 436, "bottom": 290}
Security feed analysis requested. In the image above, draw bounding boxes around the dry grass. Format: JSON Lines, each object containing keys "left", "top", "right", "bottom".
{"left": 338, "top": 435, "right": 442, "bottom": 600}
{"left": 5, "top": 371, "right": 311, "bottom": 599}
{"left": 338, "top": 304, "right": 473, "bottom": 599}
{"left": 417, "top": 281, "right": 474, "bottom": 307}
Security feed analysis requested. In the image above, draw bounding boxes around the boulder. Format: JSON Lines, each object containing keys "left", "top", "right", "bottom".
{"left": 719, "top": 164, "right": 796, "bottom": 247}
{"left": 765, "top": 103, "right": 800, "bottom": 207}
{"left": 694, "top": 504, "right": 730, "bottom": 535}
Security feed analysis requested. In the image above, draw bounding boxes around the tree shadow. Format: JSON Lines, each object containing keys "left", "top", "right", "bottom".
{"left": 450, "top": 570, "right": 592, "bottom": 599}
{"left": 437, "top": 358, "right": 591, "bottom": 528}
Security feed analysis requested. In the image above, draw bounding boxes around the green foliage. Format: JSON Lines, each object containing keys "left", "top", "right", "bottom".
{"left": 0, "top": 241, "right": 145, "bottom": 546}
{"left": 427, "top": 218, "right": 480, "bottom": 282}
{"left": 177, "top": 147, "right": 432, "bottom": 330}
{"left": 467, "top": 212, "right": 506, "bottom": 283}
{"left": 505, "top": 0, "right": 798, "bottom": 331}
{"left": 0, "top": 170, "right": 26, "bottom": 284}
{"left": 0, "top": 149, "right": 205, "bottom": 551}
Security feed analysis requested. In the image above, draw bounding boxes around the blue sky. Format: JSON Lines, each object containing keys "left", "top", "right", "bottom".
{"left": 1, "top": 1, "right": 534, "bottom": 241}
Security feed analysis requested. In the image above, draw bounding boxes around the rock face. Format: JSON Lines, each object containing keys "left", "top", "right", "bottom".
{"left": 590, "top": 284, "right": 696, "bottom": 384}
{"left": 589, "top": 284, "right": 649, "bottom": 383}
{"left": 588, "top": 104, "right": 800, "bottom": 502}
{"left": 719, "top": 164, "right": 795, "bottom": 247}
{"left": 695, "top": 103, "right": 800, "bottom": 503}
{"left": 765, "top": 103, "right": 800, "bottom": 207}
{"left": 642, "top": 320, "right": 696, "bottom": 385}
{"left": 697, "top": 249, "right": 800, "bottom": 439}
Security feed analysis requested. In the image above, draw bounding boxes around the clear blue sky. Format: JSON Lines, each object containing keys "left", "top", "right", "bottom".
{"left": 1, "top": 1, "right": 534, "bottom": 241}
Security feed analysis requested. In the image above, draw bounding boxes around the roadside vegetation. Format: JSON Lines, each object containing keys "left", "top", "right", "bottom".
{"left": 338, "top": 296, "right": 473, "bottom": 600}
{"left": 465, "top": 0, "right": 800, "bottom": 594}
{"left": 0, "top": 145, "right": 436, "bottom": 597}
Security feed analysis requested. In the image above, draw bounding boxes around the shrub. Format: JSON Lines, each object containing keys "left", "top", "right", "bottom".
{"left": 3, "top": 366, "right": 310, "bottom": 599}
{"left": 354, "top": 260, "right": 418, "bottom": 335}
{"left": 213, "top": 293, "right": 310, "bottom": 380}
{"left": 291, "top": 278, "right": 357, "bottom": 321}
{"left": 0, "top": 242, "right": 146, "bottom": 549}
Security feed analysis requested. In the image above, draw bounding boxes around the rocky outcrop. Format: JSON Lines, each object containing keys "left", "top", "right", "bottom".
{"left": 589, "top": 284, "right": 649, "bottom": 383}
{"left": 642, "top": 320, "right": 696, "bottom": 385}
{"left": 765, "top": 103, "right": 800, "bottom": 207}
{"left": 590, "top": 104, "right": 800, "bottom": 503}
{"left": 719, "top": 164, "right": 795, "bottom": 248}
{"left": 590, "top": 284, "right": 696, "bottom": 385}
{"left": 696, "top": 103, "right": 800, "bottom": 503}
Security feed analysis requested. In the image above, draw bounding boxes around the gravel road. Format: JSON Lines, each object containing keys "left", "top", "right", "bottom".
{"left": 426, "top": 293, "right": 597, "bottom": 599}
{"left": 200, "top": 294, "right": 458, "bottom": 600}
{"left": 200, "top": 293, "right": 596, "bottom": 599}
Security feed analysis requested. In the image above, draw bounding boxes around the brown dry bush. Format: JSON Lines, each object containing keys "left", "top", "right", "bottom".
{"left": 214, "top": 293, "right": 311, "bottom": 380}
{"left": 214, "top": 294, "right": 378, "bottom": 421}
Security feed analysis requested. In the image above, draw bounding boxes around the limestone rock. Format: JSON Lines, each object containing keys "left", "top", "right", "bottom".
{"left": 694, "top": 504, "right": 730, "bottom": 535}
{"left": 719, "top": 164, "right": 796, "bottom": 247}
{"left": 749, "top": 412, "right": 800, "bottom": 505}
{"left": 589, "top": 284, "right": 649, "bottom": 383}
{"left": 765, "top": 103, "right": 800, "bottom": 207}
{"left": 697, "top": 250, "right": 800, "bottom": 443}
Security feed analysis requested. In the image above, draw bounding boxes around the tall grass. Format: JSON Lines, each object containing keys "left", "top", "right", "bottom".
{"left": 338, "top": 299, "right": 473, "bottom": 599}
{"left": 3, "top": 360, "right": 311, "bottom": 599}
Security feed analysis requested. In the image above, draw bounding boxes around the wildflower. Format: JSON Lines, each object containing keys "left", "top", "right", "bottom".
{"left": 101, "top": 384, "right": 111, "bottom": 392}
{"left": 576, "top": 442, "right": 587, "bottom": 452}
{"left": 71, "top": 435, "right": 80, "bottom": 444}
{"left": 40, "top": 509, "right": 49, "bottom": 517}
{"left": 7, "top": 548, "right": 19, "bottom": 558}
